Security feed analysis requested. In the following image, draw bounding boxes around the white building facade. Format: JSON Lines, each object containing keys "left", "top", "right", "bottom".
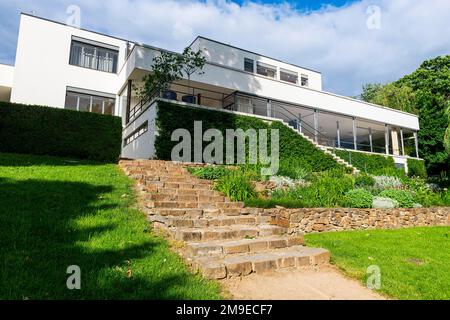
{"left": 1, "top": 14, "right": 420, "bottom": 168}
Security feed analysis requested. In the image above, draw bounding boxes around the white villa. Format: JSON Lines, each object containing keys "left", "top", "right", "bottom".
{"left": 0, "top": 14, "right": 420, "bottom": 169}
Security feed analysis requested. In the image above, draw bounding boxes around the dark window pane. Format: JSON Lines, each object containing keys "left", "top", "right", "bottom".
{"left": 69, "top": 40, "right": 118, "bottom": 73}
{"left": 91, "top": 98, "right": 103, "bottom": 114}
{"left": 78, "top": 96, "right": 91, "bottom": 112}
{"left": 257, "top": 62, "right": 276, "bottom": 78}
{"left": 65, "top": 93, "right": 78, "bottom": 111}
{"left": 280, "top": 69, "right": 298, "bottom": 84}
{"left": 301, "top": 75, "right": 309, "bottom": 86}
{"left": 104, "top": 99, "right": 115, "bottom": 115}
{"left": 244, "top": 58, "right": 254, "bottom": 73}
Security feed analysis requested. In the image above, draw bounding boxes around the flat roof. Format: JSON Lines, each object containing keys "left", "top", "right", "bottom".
{"left": 190, "top": 36, "right": 322, "bottom": 74}
{"left": 21, "top": 13, "right": 321, "bottom": 75}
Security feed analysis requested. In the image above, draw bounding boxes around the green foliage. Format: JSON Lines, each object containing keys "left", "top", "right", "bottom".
{"left": 135, "top": 47, "right": 205, "bottom": 101}
{"left": 155, "top": 101, "right": 344, "bottom": 174}
{"left": 215, "top": 170, "right": 256, "bottom": 201}
{"left": 402, "top": 177, "right": 442, "bottom": 207}
{"left": 343, "top": 189, "right": 373, "bottom": 208}
{"left": 407, "top": 158, "right": 427, "bottom": 178}
{"left": 187, "top": 165, "right": 230, "bottom": 180}
{"left": 361, "top": 83, "right": 417, "bottom": 114}
{"left": 334, "top": 149, "right": 397, "bottom": 174}
{"left": 360, "top": 83, "right": 383, "bottom": 103}
{"left": 354, "top": 173, "right": 375, "bottom": 188}
{"left": 378, "top": 189, "right": 415, "bottom": 208}
{"left": 245, "top": 197, "right": 306, "bottom": 209}
{"left": 0, "top": 102, "right": 121, "bottom": 162}
{"left": 362, "top": 55, "right": 450, "bottom": 176}
{"left": 136, "top": 52, "right": 183, "bottom": 100}
{"left": 270, "top": 172, "right": 355, "bottom": 208}
{"left": 441, "top": 190, "right": 450, "bottom": 206}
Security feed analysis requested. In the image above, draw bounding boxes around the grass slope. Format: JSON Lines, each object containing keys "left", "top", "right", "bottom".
{"left": 305, "top": 226, "right": 450, "bottom": 300}
{"left": 0, "top": 153, "right": 221, "bottom": 299}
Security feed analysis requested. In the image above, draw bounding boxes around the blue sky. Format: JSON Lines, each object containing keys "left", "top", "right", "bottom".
{"left": 1, "top": 0, "right": 449, "bottom": 96}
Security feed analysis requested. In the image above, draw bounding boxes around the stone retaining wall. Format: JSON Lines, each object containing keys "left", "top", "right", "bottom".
{"left": 266, "top": 207, "right": 450, "bottom": 234}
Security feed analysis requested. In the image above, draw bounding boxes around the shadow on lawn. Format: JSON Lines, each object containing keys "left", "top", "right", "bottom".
{"left": 0, "top": 152, "right": 111, "bottom": 167}
{"left": 0, "top": 177, "right": 200, "bottom": 300}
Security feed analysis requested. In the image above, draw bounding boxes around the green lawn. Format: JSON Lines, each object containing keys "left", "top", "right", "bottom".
{"left": 0, "top": 152, "right": 222, "bottom": 299}
{"left": 305, "top": 227, "right": 450, "bottom": 300}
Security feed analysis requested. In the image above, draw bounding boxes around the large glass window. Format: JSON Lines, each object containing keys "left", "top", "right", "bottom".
{"left": 69, "top": 40, "right": 118, "bottom": 73}
{"left": 257, "top": 62, "right": 277, "bottom": 78}
{"left": 402, "top": 129, "right": 417, "bottom": 157}
{"left": 280, "top": 69, "right": 298, "bottom": 84}
{"left": 65, "top": 91, "right": 115, "bottom": 115}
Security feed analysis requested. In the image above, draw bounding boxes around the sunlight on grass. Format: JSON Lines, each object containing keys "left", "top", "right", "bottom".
{"left": 305, "top": 226, "right": 450, "bottom": 300}
{"left": 0, "top": 152, "right": 222, "bottom": 299}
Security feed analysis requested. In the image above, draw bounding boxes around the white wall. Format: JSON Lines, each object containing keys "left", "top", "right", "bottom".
{"left": 190, "top": 37, "right": 323, "bottom": 91}
{"left": 10, "top": 14, "right": 127, "bottom": 115}
{"left": 121, "top": 102, "right": 157, "bottom": 159}
{"left": 0, "top": 64, "right": 14, "bottom": 87}
{"left": 0, "top": 64, "right": 14, "bottom": 102}
{"left": 128, "top": 45, "right": 419, "bottom": 130}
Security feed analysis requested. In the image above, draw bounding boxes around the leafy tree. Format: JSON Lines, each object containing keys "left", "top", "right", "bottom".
{"left": 180, "top": 47, "right": 206, "bottom": 95}
{"left": 360, "top": 55, "right": 450, "bottom": 176}
{"left": 360, "top": 83, "right": 383, "bottom": 102}
{"left": 135, "top": 48, "right": 205, "bottom": 101}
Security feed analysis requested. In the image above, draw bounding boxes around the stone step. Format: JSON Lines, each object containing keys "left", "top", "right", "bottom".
{"left": 169, "top": 225, "right": 286, "bottom": 242}
{"left": 149, "top": 214, "right": 271, "bottom": 228}
{"left": 144, "top": 193, "right": 228, "bottom": 202}
{"left": 153, "top": 188, "right": 221, "bottom": 197}
{"left": 193, "top": 246, "right": 330, "bottom": 279}
{"left": 146, "top": 200, "right": 245, "bottom": 209}
{"left": 186, "top": 235, "right": 304, "bottom": 257}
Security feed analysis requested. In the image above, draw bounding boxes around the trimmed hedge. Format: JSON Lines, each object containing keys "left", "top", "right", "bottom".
{"left": 155, "top": 101, "right": 343, "bottom": 173}
{"left": 0, "top": 102, "right": 122, "bottom": 162}
{"left": 407, "top": 158, "right": 427, "bottom": 178}
{"left": 334, "top": 149, "right": 397, "bottom": 174}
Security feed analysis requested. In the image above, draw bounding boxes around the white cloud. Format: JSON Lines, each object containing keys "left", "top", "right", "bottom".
{"left": 1, "top": 0, "right": 450, "bottom": 96}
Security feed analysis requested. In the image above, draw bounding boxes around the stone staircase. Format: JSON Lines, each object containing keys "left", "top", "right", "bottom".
{"left": 283, "top": 122, "right": 360, "bottom": 174}
{"left": 119, "top": 159, "right": 330, "bottom": 279}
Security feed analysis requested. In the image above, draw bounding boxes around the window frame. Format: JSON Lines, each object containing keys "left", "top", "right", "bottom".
{"left": 69, "top": 39, "right": 119, "bottom": 74}
{"left": 256, "top": 61, "right": 277, "bottom": 79}
{"left": 280, "top": 68, "right": 299, "bottom": 85}
{"left": 244, "top": 58, "right": 254, "bottom": 73}
{"left": 65, "top": 90, "right": 116, "bottom": 115}
{"left": 300, "top": 74, "right": 309, "bottom": 87}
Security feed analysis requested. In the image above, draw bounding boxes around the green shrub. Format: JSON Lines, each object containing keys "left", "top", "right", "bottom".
{"left": 245, "top": 197, "right": 306, "bottom": 208}
{"left": 355, "top": 173, "right": 375, "bottom": 188}
{"left": 215, "top": 171, "right": 256, "bottom": 201}
{"left": 372, "top": 166, "right": 406, "bottom": 178}
{"left": 441, "top": 190, "right": 450, "bottom": 206}
{"left": 334, "top": 149, "right": 396, "bottom": 174}
{"left": 344, "top": 189, "right": 373, "bottom": 208}
{"left": 155, "top": 101, "right": 344, "bottom": 174}
{"left": 272, "top": 174, "right": 354, "bottom": 207}
{"left": 0, "top": 102, "right": 121, "bottom": 162}
{"left": 188, "top": 165, "right": 230, "bottom": 180}
{"left": 401, "top": 177, "right": 441, "bottom": 207}
{"left": 407, "top": 158, "right": 427, "bottom": 178}
{"left": 378, "top": 189, "right": 416, "bottom": 208}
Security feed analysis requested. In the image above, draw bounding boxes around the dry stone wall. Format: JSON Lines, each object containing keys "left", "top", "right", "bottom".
{"left": 266, "top": 207, "right": 450, "bottom": 234}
